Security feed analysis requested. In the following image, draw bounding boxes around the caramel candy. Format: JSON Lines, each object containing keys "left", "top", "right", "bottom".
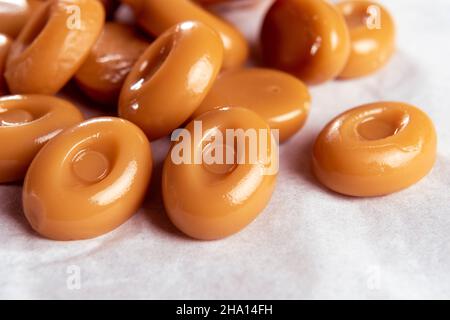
{"left": 0, "top": 95, "right": 84, "bottom": 183}
{"left": 23, "top": 117, "right": 153, "bottom": 240}
{"left": 192, "top": 68, "right": 311, "bottom": 142}
{"left": 163, "top": 107, "right": 278, "bottom": 240}
{"left": 0, "top": 0, "right": 44, "bottom": 38}
{"left": 5, "top": 0, "right": 105, "bottom": 94}
{"left": 260, "top": 0, "right": 351, "bottom": 84}
{"left": 119, "top": 21, "right": 223, "bottom": 141}
{"left": 75, "top": 22, "right": 150, "bottom": 105}
{"left": 337, "top": 0, "right": 396, "bottom": 79}
{"left": 0, "top": 34, "right": 12, "bottom": 95}
{"left": 313, "top": 102, "right": 437, "bottom": 197}
{"left": 123, "top": 0, "right": 248, "bottom": 69}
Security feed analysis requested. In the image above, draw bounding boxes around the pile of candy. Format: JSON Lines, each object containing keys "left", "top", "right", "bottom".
{"left": 0, "top": 0, "right": 436, "bottom": 241}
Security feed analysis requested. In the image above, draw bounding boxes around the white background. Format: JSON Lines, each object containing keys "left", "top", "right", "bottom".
{"left": 0, "top": 0, "right": 449, "bottom": 299}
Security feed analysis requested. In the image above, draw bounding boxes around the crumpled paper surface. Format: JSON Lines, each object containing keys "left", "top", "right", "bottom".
{"left": 1, "top": 0, "right": 449, "bottom": 299}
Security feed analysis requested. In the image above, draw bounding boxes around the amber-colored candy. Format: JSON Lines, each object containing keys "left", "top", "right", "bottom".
{"left": 337, "top": 0, "right": 396, "bottom": 78}
{"left": 5, "top": 0, "right": 105, "bottom": 94}
{"left": 260, "top": 0, "right": 350, "bottom": 85}
{"left": 0, "top": 95, "right": 84, "bottom": 183}
{"left": 163, "top": 107, "right": 278, "bottom": 240}
{"left": 0, "top": 0, "right": 44, "bottom": 38}
{"left": 75, "top": 22, "right": 150, "bottom": 105}
{"left": 119, "top": 21, "right": 223, "bottom": 141}
{"left": 312, "top": 102, "right": 437, "bottom": 197}
{"left": 192, "top": 68, "right": 311, "bottom": 142}
{"left": 0, "top": 34, "right": 12, "bottom": 95}
{"left": 23, "top": 117, "right": 153, "bottom": 240}
{"left": 123, "top": 0, "right": 248, "bottom": 69}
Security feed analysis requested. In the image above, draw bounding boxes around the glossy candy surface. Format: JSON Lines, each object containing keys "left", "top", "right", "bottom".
{"left": 260, "top": 0, "right": 351, "bottom": 84}
{"left": 5, "top": 0, "right": 105, "bottom": 94}
{"left": 337, "top": 0, "right": 396, "bottom": 78}
{"left": 23, "top": 117, "right": 153, "bottom": 240}
{"left": 0, "top": 34, "right": 12, "bottom": 95}
{"left": 312, "top": 102, "right": 437, "bottom": 197}
{"left": 192, "top": 68, "right": 311, "bottom": 142}
{"left": 0, "top": 0, "right": 44, "bottom": 38}
{"left": 75, "top": 22, "right": 150, "bottom": 105}
{"left": 123, "top": 0, "right": 248, "bottom": 69}
{"left": 119, "top": 21, "right": 223, "bottom": 140}
{"left": 0, "top": 95, "right": 84, "bottom": 183}
{"left": 163, "top": 107, "right": 278, "bottom": 240}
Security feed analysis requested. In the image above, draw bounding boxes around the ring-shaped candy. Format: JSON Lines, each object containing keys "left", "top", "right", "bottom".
{"left": 0, "top": 94, "right": 84, "bottom": 183}
{"left": 23, "top": 117, "right": 153, "bottom": 240}
{"left": 192, "top": 67, "right": 311, "bottom": 142}
{"left": 123, "top": 0, "right": 248, "bottom": 69}
{"left": 5, "top": 0, "right": 105, "bottom": 94}
{"left": 119, "top": 21, "right": 223, "bottom": 141}
{"left": 75, "top": 22, "right": 150, "bottom": 105}
{"left": 337, "top": 0, "right": 396, "bottom": 79}
{"left": 260, "top": 0, "right": 351, "bottom": 85}
{"left": 312, "top": 102, "right": 437, "bottom": 197}
{"left": 163, "top": 107, "right": 278, "bottom": 240}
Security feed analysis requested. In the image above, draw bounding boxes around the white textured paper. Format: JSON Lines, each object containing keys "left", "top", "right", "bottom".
{"left": 0, "top": 0, "right": 449, "bottom": 299}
